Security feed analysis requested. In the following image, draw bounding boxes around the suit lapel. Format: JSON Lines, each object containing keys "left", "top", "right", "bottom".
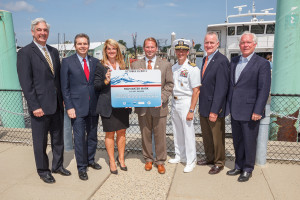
{"left": 154, "top": 58, "right": 161, "bottom": 70}
{"left": 235, "top": 53, "right": 257, "bottom": 84}
{"left": 231, "top": 57, "right": 239, "bottom": 85}
{"left": 202, "top": 51, "right": 219, "bottom": 81}
{"left": 72, "top": 54, "right": 88, "bottom": 82}
{"left": 141, "top": 58, "right": 146, "bottom": 69}
{"left": 31, "top": 42, "right": 54, "bottom": 76}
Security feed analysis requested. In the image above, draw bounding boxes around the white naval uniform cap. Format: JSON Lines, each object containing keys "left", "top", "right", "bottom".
{"left": 172, "top": 39, "right": 192, "bottom": 50}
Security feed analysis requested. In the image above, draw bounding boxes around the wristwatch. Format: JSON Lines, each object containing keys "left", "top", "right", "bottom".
{"left": 189, "top": 109, "right": 194, "bottom": 113}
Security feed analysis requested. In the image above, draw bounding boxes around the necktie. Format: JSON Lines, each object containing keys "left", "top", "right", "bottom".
{"left": 147, "top": 60, "right": 152, "bottom": 70}
{"left": 42, "top": 47, "right": 54, "bottom": 75}
{"left": 201, "top": 56, "right": 208, "bottom": 78}
{"left": 83, "top": 58, "right": 90, "bottom": 81}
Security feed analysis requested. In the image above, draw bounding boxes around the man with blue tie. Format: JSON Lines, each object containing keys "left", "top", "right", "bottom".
{"left": 226, "top": 32, "right": 271, "bottom": 182}
{"left": 61, "top": 33, "right": 101, "bottom": 181}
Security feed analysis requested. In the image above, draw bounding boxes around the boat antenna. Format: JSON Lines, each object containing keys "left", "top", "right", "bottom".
{"left": 225, "top": 0, "right": 228, "bottom": 22}
{"left": 252, "top": 0, "right": 256, "bottom": 13}
{"left": 252, "top": 0, "right": 258, "bottom": 22}
{"left": 234, "top": 5, "right": 247, "bottom": 15}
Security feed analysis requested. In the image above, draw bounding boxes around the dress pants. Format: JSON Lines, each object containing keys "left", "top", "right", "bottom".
{"left": 30, "top": 108, "right": 64, "bottom": 176}
{"left": 63, "top": 109, "right": 73, "bottom": 151}
{"left": 71, "top": 114, "right": 99, "bottom": 172}
{"left": 171, "top": 97, "right": 196, "bottom": 165}
{"left": 200, "top": 116, "right": 225, "bottom": 167}
{"left": 231, "top": 116, "right": 260, "bottom": 173}
{"left": 138, "top": 109, "right": 167, "bottom": 165}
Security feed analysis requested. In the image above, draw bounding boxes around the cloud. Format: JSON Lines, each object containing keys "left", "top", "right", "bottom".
{"left": 166, "top": 3, "right": 178, "bottom": 7}
{"left": 2, "top": 1, "right": 36, "bottom": 12}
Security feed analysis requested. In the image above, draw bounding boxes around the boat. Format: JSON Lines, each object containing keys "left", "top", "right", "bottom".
{"left": 206, "top": 1, "right": 276, "bottom": 60}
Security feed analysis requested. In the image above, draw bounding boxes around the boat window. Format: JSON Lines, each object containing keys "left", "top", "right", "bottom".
{"left": 251, "top": 25, "right": 265, "bottom": 34}
{"left": 266, "top": 24, "right": 275, "bottom": 34}
{"left": 228, "top": 27, "right": 235, "bottom": 36}
{"left": 237, "top": 26, "right": 249, "bottom": 35}
{"left": 230, "top": 53, "right": 239, "bottom": 60}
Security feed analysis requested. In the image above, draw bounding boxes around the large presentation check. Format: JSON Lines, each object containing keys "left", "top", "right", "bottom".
{"left": 111, "top": 70, "right": 161, "bottom": 108}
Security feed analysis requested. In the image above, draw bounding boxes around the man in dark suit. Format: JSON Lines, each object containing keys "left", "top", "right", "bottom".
{"left": 131, "top": 37, "right": 174, "bottom": 174}
{"left": 17, "top": 18, "right": 71, "bottom": 184}
{"left": 60, "top": 33, "right": 101, "bottom": 181}
{"left": 226, "top": 32, "right": 271, "bottom": 182}
{"left": 197, "top": 32, "right": 230, "bottom": 175}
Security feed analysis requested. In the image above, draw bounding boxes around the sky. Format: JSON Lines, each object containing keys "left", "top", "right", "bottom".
{"left": 0, "top": 0, "right": 277, "bottom": 47}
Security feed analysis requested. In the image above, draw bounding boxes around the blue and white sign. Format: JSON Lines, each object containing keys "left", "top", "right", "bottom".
{"left": 111, "top": 70, "right": 161, "bottom": 108}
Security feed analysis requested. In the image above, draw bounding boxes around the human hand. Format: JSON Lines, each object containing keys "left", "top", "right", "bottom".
{"left": 33, "top": 108, "right": 44, "bottom": 117}
{"left": 67, "top": 108, "right": 76, "bottom": 119}
{"left": 105, "top": 70, "right": 111, "bottom": 82}
{"left": 252, "top": 113, "right": 262, "bottom": 121}
{"left": 209, "top": 112, "right": 218, "bottom": 122}
{"left": 186, "top": 112, "right": 194, "bottom": 121}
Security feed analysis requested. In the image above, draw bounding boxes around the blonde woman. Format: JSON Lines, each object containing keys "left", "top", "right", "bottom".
{"left": 94, "top": 39, "right": 130, "bottom": 174}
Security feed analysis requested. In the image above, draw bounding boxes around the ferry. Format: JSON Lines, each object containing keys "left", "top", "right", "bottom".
{"left": 206, "top": 1, "right": 276, "bottom": 60}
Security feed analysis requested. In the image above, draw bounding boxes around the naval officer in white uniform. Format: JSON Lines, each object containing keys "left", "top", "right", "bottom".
{"left": 168, "top": 39, "right": 201, "bottom": 173}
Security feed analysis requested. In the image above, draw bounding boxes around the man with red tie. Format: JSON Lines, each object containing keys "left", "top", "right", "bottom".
{"left": 61, "top": 33, "right": 101, "bottom": 181}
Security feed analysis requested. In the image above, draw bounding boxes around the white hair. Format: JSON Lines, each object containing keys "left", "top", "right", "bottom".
{"left": 239, "top": 31, "right": 257, "bottom": 44}
{"left": 31, "top": 18, "right": 50, "bottom": 31}
{"left": 205, "top": 31, "right": 219, "bottom": 43}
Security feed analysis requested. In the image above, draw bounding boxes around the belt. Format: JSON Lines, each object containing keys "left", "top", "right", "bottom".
{"left": 173, "top": 96, "right": 191, "bottom": 100}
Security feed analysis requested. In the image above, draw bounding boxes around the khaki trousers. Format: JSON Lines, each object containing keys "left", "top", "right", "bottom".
{"left": 138, "top": 109, "right": 167, "bottom": 165}
{"left": 200, "top": 115, "right": 225, "bottom": 167}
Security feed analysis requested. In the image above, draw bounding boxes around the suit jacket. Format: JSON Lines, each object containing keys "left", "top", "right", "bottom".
{"left": 17, "top": 42, "right": 63, "bottom": 114}
{"left": 227, "top": 53, "right": 271, "bottom": 121}
{"left": 60, "top": 54, "right": 99, "bottom": 117}
{"left": 94, "top": 62, "right": 112, "bottom": 117}
{"left": 131, "top": 57, "right": 174, "bottom": 117}
{"left": 199, "top": 51, "right": 230, "bottom": 118}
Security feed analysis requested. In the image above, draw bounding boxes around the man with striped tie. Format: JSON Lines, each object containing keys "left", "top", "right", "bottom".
{"left": 17, "top": 18, "right": 71, "bottom": 184}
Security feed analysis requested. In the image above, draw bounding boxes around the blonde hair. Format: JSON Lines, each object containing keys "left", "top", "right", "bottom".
{"left": 101, "top": 39, "right": 125, "bottom": 70}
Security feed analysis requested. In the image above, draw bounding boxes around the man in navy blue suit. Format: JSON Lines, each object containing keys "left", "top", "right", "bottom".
{"left": 61, "top": 33, "right": 101, "bottom": 181}
{"left": 226, "top": 32, "right": 271, "bottom": 182}
{"left": 197, "top": 32, "right": 230, "bottom": 175}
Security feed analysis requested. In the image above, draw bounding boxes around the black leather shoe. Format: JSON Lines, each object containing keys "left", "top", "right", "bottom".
{"left": 197, "top": 159, "right": 214, "bottom": 166}
{"left": 238, "top": 171, "right": 252, "bottom": 182}
{"left": 40, "top": 173, "right": 56, "bottom": 184}
{"left": 52, "top": 167, "right": 71, "bottom": 176}
{"left": 209, "top": 165, "right": 224, "bottom": 175}
{"left": 226, "top": 168, "right": 242, "bottom": 176}
{"left": 116, "top": 156, "right": 128, "bottom": 171}
{"left": 78, "top": 171, "right": 88, "bottom": 181}
{"left": 88, "top": 162, "right": 102, "bottom": 170}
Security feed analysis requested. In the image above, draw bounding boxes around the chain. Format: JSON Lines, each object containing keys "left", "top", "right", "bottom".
{"left": 270, "top": 111, "right": 299, "bottom": 121}
{"left": 0, "top": 108, "right": 29, "bottom": 116}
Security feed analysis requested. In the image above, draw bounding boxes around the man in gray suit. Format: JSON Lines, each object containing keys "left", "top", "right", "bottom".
{"left": 131, "top": 37, "right": 174, "bottom": 174}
